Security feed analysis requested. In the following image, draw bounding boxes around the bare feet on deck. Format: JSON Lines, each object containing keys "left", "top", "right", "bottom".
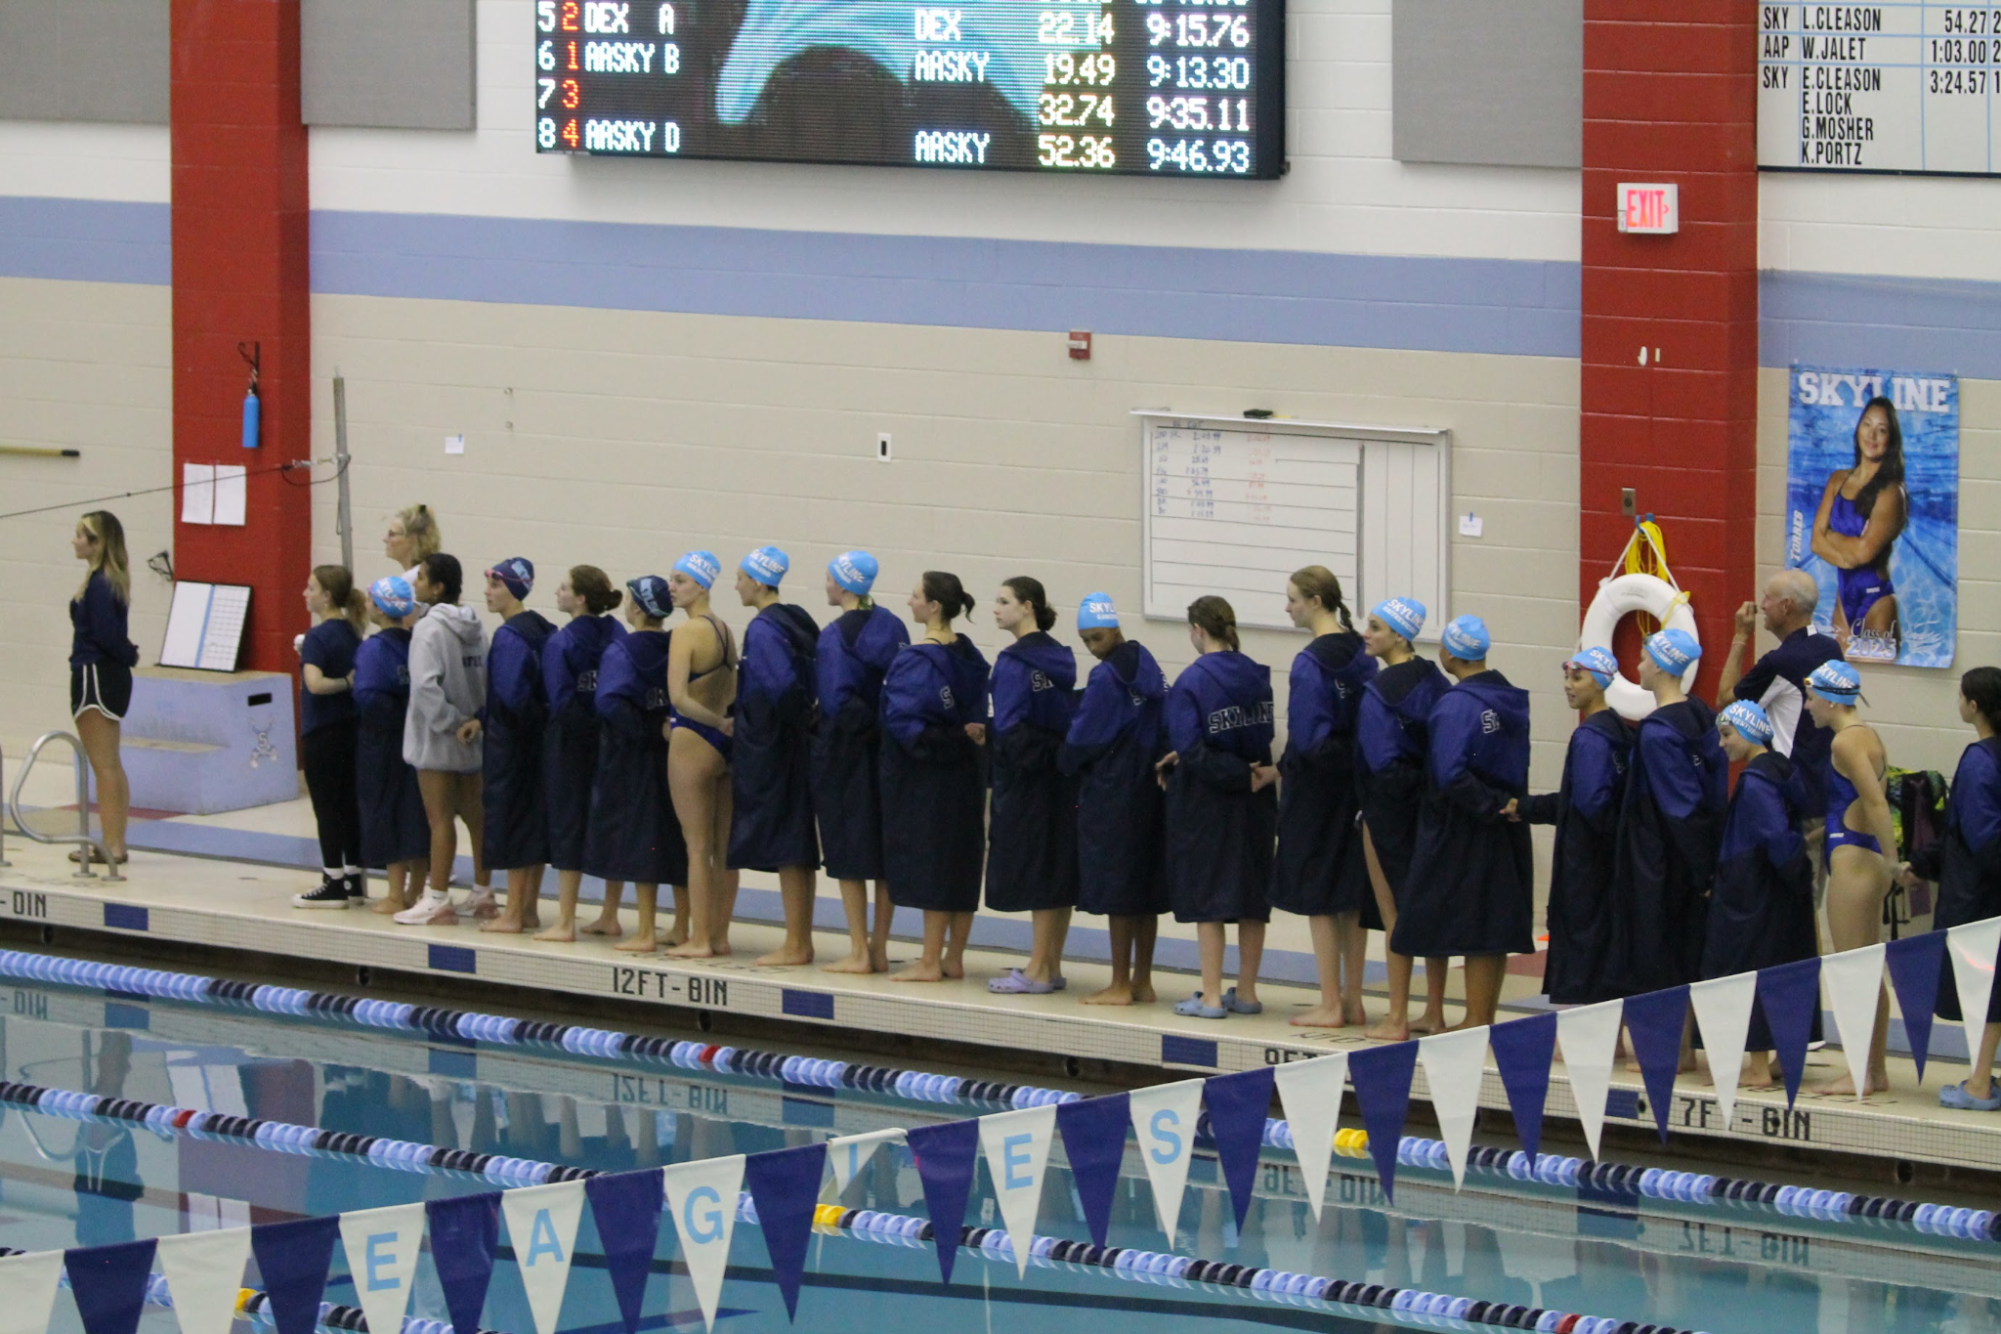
{"left": 665, "top": 939, "right": 716, "bottom": 959}
{"left": 369, "top": 897, "right": 406, "bottom": 917}
{"left": 756, "top": 944, "right": 815, "bottom": 967}
{"left": 581, "top": 916, "right": 624, "bottom": 938}
{"left": 1411, "top": 1013, "right": 1448, "bottom": 1037}
{"left": 1081, "top": 983, "right": 1135, "bottom": 1006}
{"left": 533, "top": 922, "right": 577, "bottom": 942}
{"left": 614, "top": 935, "right": 659, "bottom": 954}
{"left": 823, "top": 950, "right": 878, "bottom": 975}
{"left": 1290, "top": 1003, "right": 1350, "bottom": 1029}
{"left": 1364, "top": 1019, "right": 1410, "bottom": 1042}
{"left": 1815, "top": 1070, "right": 1889, "bottom": 1097}
{"left": 889, "top": 961, "right": 946, "bottom": 982}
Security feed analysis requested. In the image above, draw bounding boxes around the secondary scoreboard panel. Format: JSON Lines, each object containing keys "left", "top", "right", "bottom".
{"left": 534, "top": 0, "right": 1285, "bottom": 177}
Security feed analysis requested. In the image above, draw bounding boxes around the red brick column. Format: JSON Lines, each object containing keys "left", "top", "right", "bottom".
{"left": 170, "top": 0, "right": 311, "bottom": 675}
{"left": 1579, "top": 3, "right": 1758, "bottom": 699}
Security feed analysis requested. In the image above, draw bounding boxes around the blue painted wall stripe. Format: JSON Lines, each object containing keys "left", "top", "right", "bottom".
{"left": 0, "top": 197, "right": 171, "bottom": 287}
{"left": 9, "top": 194, "right": 2001, "bottom": 375}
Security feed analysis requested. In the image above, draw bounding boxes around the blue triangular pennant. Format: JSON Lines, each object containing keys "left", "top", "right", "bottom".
{"left": 1347, "top": 1041, "right": 1418, "bottom": 1203}
{"left": 64, "top": 1239, "right": 157, "bottom": 1334}
{"left": 1488, "top": 1011, "right": 1558, "bottom": 1161}
{"left": 1203, "top": 1067, "right": 1274, "bottom": 1230}
{"left": 586, "top": 1168, "right": 665, "bottom": 1334}
{"left": 1886, "top": 931, "right": 1947, "bottom": 1082}
{"left": 903, "top": 1119, "right": 978, "bottom": 1286}
{"left": 1054, "top": 1092, "right": 1129, "bottom": 1249}
{"left": 1622, "top": 986, "right": 1689, "bottom": 1142}
{"left": 250, "top": 1215, "right": 342, "bottom": 1334}
{"left": 428, "top": 1192, "right": 500, "bottom": 1334}
{"left": 1756, "top": 957, "right": 1823, "bottom": 1108}
{"left": 744, "top": 1144, "right": 827, "bottom": 1320}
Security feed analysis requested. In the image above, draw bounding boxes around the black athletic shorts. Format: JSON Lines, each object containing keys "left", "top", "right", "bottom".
{"left": 71, "top": 662, "right": 133, "bottom": 721}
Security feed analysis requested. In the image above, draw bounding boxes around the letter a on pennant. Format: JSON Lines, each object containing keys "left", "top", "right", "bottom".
{"left": 977, "top": 1105, "right": 1057, "bottom": 1276}
{"left": 663, "top": 1154, "right": 747, "bottom": 1333}
{"left": 501, "top": 1180, "right": 588, "bottom": 1334}
{"left": 1127, "top": 1078, "right": 1204, "bottom": 1243}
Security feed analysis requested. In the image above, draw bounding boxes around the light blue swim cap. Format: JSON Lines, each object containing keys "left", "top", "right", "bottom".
{"left": 740, "top": 546, "right": 788, "bottom": 586}
{"left": 1441, "top": 614, "right": 1491, "bottom": 661}
{"left": 1565, "top": 646, "right": 1619, "bottom": 688}
{"left": 1719, "top": 700, "right": 1774, "bottom": 745}
{"left": 674, "top": 550, "right": 721, "bottom": 590}
{"left": 369, "top": 576, "right": 415, "bottom": 618}
{"left": 1808, "top": 659, "right": 1862, "bottom": 703}
{"left": 1371, "top": 598, "right": 1426, "bottom": 643}
{"left": 829, "top": 550, "right": 878, "bottom": 596}
{"left": 1077, "top": 592, "right": 1119, "bottom": 630}
{"left": 1644, "top": 627, "right": 1701, "bottom": 674}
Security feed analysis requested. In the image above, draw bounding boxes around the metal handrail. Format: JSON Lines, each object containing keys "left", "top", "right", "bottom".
{"left": 6, "top": 731, "right": 119, "bottom": 881}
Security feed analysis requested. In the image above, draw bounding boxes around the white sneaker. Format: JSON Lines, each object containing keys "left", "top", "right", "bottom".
{"left": 393, "top": 892, "right": 459, "bottom": 926}
{"left": 463, "top": 887, "right": 500, "bottom": 920}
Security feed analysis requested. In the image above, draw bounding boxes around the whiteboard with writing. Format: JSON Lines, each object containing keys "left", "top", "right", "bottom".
{"left": 1139, "top": 414, "right": 1451, "bottom": 633}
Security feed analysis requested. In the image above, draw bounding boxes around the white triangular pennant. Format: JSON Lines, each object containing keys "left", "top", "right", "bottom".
{"left": 500, "top": 1179, "right": 587, "bottom": 1334}
{"left": 156, "top": 1228, "right": 251, "bottom": 1334}
{"left": 338, "top": 1202, "right": 427, "bottom": 1334}
{"left": 1419, "top": 1027, "right": 1490, "bottom": 1190}
{"left": 1273, "top": 1052, "right": 1348, "bottom": 1220}
{"left": 1127, "top": 1078, "right": 1204, "bottom": 1243}
{"left": 0, "top": 1250, "right": 64, "bottom": 1334}
{"left": 978, "top": 1105, "right": 1057, "bottom": 1277}
{"left": 1557, "top": 999, "right": 1624, "bottom": 1161}
{"left": 1689, "top": 972, "right": 1757, "bottom": 1129}
{"left": 664, "top": 1153, "right": 747, "bottom": 1333}
{"left": 826, "top": 1128, "right": 904, "bottom": 1195}
{"left": 1947, "top": 919, "right": 2001, "bottom": 1072}
{"left": 1823, "top": 943, "right": 1887, "bottom": 1102}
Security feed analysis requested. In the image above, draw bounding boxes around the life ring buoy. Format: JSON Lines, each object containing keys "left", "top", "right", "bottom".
{"left": 1579, "top": 573, "right": 1700, "bottom": 721}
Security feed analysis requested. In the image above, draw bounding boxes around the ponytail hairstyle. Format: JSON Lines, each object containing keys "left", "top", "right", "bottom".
{"left": 1289, "top": 564, "right": 1353, "bottom": 630}
{"left": 422, "top": 552, "right": 464, "bottom": 605}
{"left": 315, "top": 564, "right": 368, "bottom": 634}
{"left": 1962, "top": 665, "right": 2001, "bottom": 733}
{"left": 397, "top": 504, "right": 442, "bottom": 561}
{"left": 1002, "top": 576, "right": 1057, "bottom": 632}
{"left": 1187, "top": 595, "right": 1241, "bottom": 652}
{"left": 921, "top": 570, "right": 977, "bottom": 624}
{"left": 76, "top": 510, "right": 131, "bottom": 604}
{"left": 570, "top": 564, "right": 623, "bottom": 615}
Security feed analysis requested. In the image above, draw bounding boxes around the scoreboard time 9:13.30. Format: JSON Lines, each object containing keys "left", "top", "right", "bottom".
{"left": 533, "top": 0, "right": 1285, "bottom": 178}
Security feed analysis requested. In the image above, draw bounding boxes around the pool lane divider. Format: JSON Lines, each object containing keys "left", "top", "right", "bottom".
{"left": 4, "top": 946, "right": 1998, "bottom": 1248}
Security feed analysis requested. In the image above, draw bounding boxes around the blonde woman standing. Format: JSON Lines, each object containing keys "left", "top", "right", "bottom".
{"left": 69, "top": 511, "right": 138, "bottom": 867}
{"left": 383, "top": 505, "right": 441, "bottom": 584}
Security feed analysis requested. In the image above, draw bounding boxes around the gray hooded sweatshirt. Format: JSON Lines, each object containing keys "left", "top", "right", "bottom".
{"left": 404, "top": 602, "right": 489, "bottom": 773}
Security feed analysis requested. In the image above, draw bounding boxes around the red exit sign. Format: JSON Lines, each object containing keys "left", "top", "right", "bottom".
{"left": 1617, "top": 182, "right": 1679, "bottom": 234}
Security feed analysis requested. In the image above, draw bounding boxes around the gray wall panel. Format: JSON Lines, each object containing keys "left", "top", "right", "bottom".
{"left": 0, "top": 0, "right": 168, "bottom": 124}
{"left": 302, "top": 0, "right": 475, "bottom": 130}
{"left": 1393, "top": 0, "right": 1581, "bottom": 170}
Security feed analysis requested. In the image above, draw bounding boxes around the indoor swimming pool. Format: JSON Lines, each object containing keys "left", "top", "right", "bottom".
{"left": 1, "top": 952, "right": 1996, "bottom": 1334}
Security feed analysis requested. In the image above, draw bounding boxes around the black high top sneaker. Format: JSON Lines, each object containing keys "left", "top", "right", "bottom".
{"left": 293, "top": 875, "right": 352, "bottom": 909}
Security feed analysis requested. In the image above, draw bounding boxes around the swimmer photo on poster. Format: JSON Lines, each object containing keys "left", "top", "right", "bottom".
{"left": 1785, "top": 366, "right": 1959, "bottom": 668}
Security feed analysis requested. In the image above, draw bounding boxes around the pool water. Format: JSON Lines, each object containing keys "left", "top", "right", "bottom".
{"left": 2, "top": 973, "right": 1998, "bottom": 1334}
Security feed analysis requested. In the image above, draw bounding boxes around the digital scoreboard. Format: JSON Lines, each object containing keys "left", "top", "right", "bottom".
{"left": 1760, "top": 4, "right": 2001, "bottom": 174}
{"left": 533, "top": 0, "right": 1285, "bottom": 178}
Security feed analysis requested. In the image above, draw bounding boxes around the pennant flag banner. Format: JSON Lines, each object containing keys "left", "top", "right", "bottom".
{"left": 1886, "top": 930, "right": 1947, "bottom": 1081}
{"left": 978, "top": 1105, "right": 1058, "bottom": 1275}
{"left": 664, "top": 1154, "right": 747, "bottom": 1333}
{"left": 252, "top": 1216, "right": 341, "bottom": 1334}
{"left": 1623, "top": 986, "right": 1690, "bottom": 1142}
{"left": 1823, "top": 943, "right": 1887, "bottom": 1102}
{"left": 1272, "top": 1053, "right": 1346, "bottom": 1220}
{"left": 1346, "top": 1041, "right": 1418, "bottom": 1202}
{"left": 1688, "top": 972, "right": 1757, "bottom": 1131}
{"left": 826, "top": 1128, "right": 904, "bottom": 1196}
{"left": 586, "top": 1168, "right": 665, "bottom": 1334}
{"left": 1947, "top": 918, "right": 2001, "bottom": 1069}
{"left": 1054, "top": 1092, "right": 1129, "bottom": 1248}
{"left": 744, "top": 1143, "right": 828, "bottom": 1320}
{"left": 1126, "top": 1078, "right": 1204, "bottom": 1243}
{"left": 64, "top": 1240, "right": 156, "bottom": 1334}
{"left": 1418, "top": 1027, "right": 1489, "bottom": 1189}
{"left": 1756, "top": 956, "right": 1822, "bottom": 1108}
{"left": 155, "top": 1228, "right": 252, "bottom": 1334}
{"left": 1486, "top": 1012, "right": 1556, "bottom": 1163}
{"left": 1555, "top": 999, "right": 1623, "bottom": 1160}
{"left": 428, "top": 1193, "right": 501, "bottom": 1334}
{"left": 338, "top": 1203, "right": 427, "bottom": 1334}
{"left": 903, "top": 1119, "right": 979, "bottom": 1285}
{"left": 500, "top": 1180, "right": 587, "bottom": 1334}
{"left": 1202, "top": 1066, "right": 1275, "bottom": 1229}
{"left": 0, "top": 1249, "right": 64, "bottom": 1334}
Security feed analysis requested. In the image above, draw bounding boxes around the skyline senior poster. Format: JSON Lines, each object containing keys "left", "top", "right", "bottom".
{"left": 1785, "top": 366, "right": 1959, "bottom": 669}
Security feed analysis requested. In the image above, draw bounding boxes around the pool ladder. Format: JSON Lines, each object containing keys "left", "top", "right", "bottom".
{"left": 5, "top": 732, "right": 121, "bottom": 881}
